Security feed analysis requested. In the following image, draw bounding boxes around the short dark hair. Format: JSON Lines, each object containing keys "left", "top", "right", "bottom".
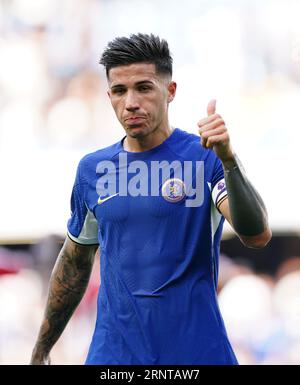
{"left": 100, "top": 33, "right": 173, "bottom": 78}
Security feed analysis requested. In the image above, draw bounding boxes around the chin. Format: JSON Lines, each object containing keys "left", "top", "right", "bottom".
{"left": 126, "top": 125, "right": 148, "bottom": 138}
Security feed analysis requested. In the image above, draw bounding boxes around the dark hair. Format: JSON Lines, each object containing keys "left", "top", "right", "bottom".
{"left": 100, "top": 33, "right": 172, "bottom": 78}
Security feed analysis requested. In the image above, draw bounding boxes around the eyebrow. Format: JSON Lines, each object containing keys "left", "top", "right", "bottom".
{"left": 135, "top": 80, "right": 155, "bottom": 86}
{"left": 110, "top": 80, "right": 155, "bottom": 89}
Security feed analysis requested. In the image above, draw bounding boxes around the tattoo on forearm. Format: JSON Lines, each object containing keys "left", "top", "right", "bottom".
{"left": 34, "top": 241, "right": 97, "bottom": 354}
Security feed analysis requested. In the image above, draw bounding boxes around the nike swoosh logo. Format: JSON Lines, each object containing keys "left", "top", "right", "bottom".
{"left": 98, "top": 192, "right": 119, "bottom": 205}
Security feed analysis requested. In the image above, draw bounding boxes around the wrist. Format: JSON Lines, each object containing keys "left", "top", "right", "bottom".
{"left": 32, "top": 343, "right": 50, "bottom": 357}
{"left": 221, "top": 152, "right": 238, "bottom": 171}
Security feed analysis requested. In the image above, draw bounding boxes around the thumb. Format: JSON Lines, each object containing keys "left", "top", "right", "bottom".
{"left": 207, "top": 99, "right": 216, "bottom": 116}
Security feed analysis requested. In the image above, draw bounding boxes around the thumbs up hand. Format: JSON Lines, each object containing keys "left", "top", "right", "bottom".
{"left": 197, "top": 99, "right": 234, "bottom": 163}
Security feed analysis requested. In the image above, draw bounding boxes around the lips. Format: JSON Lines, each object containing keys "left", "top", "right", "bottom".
{"left": 125, "top": 116, "right": 146, "bottom": 124}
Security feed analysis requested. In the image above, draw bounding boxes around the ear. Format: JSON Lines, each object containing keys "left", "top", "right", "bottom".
{"left": 107, "top": 89, "right": 111, "bottom": 99}
{"left": 167, "top": 81, "right": 177, "bottom": 103}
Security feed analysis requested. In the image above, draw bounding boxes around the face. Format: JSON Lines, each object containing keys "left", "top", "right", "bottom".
{"left": 107, "top": 63, "right": 176, "bottom": 139}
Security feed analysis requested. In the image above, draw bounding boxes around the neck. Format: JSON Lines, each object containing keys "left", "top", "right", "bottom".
{"left": 123, "top": 123, "right": 173, "bottom": 152}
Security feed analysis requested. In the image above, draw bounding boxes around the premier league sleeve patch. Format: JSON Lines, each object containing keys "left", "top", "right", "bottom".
{"left": 211, "top": 178, "right": 227, "bottom": 207}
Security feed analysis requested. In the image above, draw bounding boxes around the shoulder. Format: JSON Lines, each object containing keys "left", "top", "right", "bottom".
{"left": 170, "top": 128, "right": 216, "bottom": 162}
{"left": 171, "top": 129, "right": 223, "bottom": 181}
{"left": 79, "top": 141, "right": 121, "bottom": 171}
{"left": 75, "top": 141, "right": 121, "bottom": 184}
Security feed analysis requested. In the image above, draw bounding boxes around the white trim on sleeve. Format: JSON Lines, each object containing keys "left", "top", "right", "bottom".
{"left": 68, "top": 209, "right": 99, "bottom": 245}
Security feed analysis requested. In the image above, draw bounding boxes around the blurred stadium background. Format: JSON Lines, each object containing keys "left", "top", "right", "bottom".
{"left": 0, "top": 0, "right": 299, "bottom": 364}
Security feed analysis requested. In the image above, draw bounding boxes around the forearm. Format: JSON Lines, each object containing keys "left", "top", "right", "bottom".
{"left": 222, "top": 154, "right": 268, "bottom": 237}
{"left": 31, "top": 238, "right": 96, "bottom": 362}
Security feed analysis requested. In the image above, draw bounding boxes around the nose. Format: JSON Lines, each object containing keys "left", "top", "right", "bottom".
{"left": 125, "top": 90, "right": 139, "bottom": 112}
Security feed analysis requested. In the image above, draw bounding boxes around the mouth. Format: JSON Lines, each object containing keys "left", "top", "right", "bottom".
{"left": 125, "top": 116, "right": 146, "bottom": 125}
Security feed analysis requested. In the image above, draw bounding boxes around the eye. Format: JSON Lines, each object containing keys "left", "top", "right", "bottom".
{"left": 138, "top": 85, "right": 151, "bottom": 92}
{"left": 112, "top": 88, "right": 126, "bottom": 95}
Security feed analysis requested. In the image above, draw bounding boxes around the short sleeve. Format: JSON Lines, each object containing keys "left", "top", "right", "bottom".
{"left": 67, "top": 162, "right": 99, "bottom": 245}
{"left": 211, "top": 157, "right": 228, "bottom": 209}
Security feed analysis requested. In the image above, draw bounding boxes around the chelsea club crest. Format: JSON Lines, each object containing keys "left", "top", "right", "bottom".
{"left": 162, "top": 178, "right": 186, "bottom": 203}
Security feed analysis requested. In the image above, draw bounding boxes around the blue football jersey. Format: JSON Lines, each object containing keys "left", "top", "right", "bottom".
{"left": 67, "top": 128, "right": 238, "bottom": 365}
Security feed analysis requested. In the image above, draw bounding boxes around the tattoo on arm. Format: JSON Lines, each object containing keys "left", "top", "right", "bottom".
{"left": 32, "top": 238, "right": 98, "bottom": 357}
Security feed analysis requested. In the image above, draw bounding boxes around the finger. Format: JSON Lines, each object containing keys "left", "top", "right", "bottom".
{"left": 201, "top": 125, "right": 227, "bottom": 140}
{"left": 201, "top": 126, "right": 226, "bottom": 148}
{"left": 198, "top": 113, "right": 221, "bottom": 128}
{"left": 206, "top": 133, "right": 229, "bottom": 149}
{"left": 207, "top": 99, "right": 216, "bottom": 116}
{"left": 198, "top": 118, "right": 225, "bottom": 136}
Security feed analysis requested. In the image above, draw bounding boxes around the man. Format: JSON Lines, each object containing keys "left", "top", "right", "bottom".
{"left": 31, "top": 33, "right": 271, "bottom": 365}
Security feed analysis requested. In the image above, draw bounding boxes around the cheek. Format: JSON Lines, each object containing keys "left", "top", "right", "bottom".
{"left": 154, "top": 97, "right": 167, "bottom": 116}
{"left": 111, "top": 99, "right": 123, "bottom": 116}
{"left": 149, "top": 95, "right": 165, "bottom": 114}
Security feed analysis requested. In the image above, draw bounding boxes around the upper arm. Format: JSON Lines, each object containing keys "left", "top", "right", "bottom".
{"left": 67, "top": 160, "right": 99, "bottom": 246}
{"left": 49, "top": 236, "right": 98, "bottom": 296}
{"left": 67, "top": 184, "right": 99, "bottom": 246}
{"left": 52, "top": 237, "right": 98, "bottom": 279}
{"left": 217, "top": 197, "right": 231, "bottom": 224}
{"left": 63, "top": 236, "right": 98, "bottom": 264}
{"left": 218, "top": 197, "right": 272, "bottom": 249}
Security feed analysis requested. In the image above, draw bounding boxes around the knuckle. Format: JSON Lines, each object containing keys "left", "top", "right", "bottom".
{"left": 198, "top": 118, "right": 207, "bottom": 126}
